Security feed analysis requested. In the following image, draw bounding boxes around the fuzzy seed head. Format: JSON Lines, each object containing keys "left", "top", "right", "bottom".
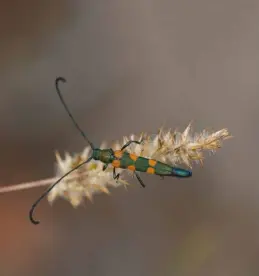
{"left": 113, "top": 123, "right": 232, "bottom": 168}
{"left": 48, "top": 123, "right": 231, "bottom": 207}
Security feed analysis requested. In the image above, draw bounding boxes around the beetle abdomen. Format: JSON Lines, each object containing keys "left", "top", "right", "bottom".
{"left": 112, "top": 151, "right": 192, "bottom": 177}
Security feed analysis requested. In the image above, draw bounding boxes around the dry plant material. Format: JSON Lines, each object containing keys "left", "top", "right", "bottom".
{"left": 47, "top": 123, "right": 231, "bottom": 207}
{"left": 0, "top": 123, "right": 231, "bottom": 207}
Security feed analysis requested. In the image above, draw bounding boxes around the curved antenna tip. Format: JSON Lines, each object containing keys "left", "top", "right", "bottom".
{"left": 29, "top": 206, "right": 40, "bottom": 225}
{"left": 56, "top": 76, "right": 67, "bottom": 84}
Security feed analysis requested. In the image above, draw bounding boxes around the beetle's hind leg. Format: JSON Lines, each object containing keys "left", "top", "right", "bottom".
{"left": 113, "top": 166, "right": 145, "bottom": 188}
{"left": 134, "top": 172, "right": 146, "bottom": 188}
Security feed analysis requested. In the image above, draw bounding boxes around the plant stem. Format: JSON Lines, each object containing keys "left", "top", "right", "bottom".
{"left": 0, "top": 177, "right": 58, "bottom": 193}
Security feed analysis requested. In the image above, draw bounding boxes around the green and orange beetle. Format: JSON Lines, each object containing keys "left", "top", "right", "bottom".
{"left": 29, "top": 77, "right": 192, "bottom": 225}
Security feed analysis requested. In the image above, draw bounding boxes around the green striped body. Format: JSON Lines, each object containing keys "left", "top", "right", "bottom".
{"left": 92, "top": 148, "right": 191, "bottom": 177}
{"left": 110, "top": 150, "right": 192, "bottom": 177}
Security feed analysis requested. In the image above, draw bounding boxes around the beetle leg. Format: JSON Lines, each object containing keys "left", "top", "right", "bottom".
{"left": 134, "top": 172, "right": 146, "bottom": 188}
{"left": 113, "top": 167, "right": 120, "bottom": 182}
{"left": 121, "top": 139, "right": 143, "bottom": 151}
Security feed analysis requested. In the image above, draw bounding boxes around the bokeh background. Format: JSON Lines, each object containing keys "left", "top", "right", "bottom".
{"left": 0, "top": 1, "right": 259, "bottom": 275}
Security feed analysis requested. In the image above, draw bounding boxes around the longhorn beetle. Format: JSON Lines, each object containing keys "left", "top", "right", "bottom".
{"left": 29, "top": 77, "right": 192, "bottom": 225}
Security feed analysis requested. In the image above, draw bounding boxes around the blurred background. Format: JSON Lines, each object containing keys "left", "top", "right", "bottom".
{"left": 0, "top": 1, "right": 259, "bottom": 275}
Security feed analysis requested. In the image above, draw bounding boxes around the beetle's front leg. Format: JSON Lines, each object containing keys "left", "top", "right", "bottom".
{"left": 120, "top": 139, "right": 144, "bottom": 151}
{"left": 113, "top": 167, "right": 120, "bottom": 182}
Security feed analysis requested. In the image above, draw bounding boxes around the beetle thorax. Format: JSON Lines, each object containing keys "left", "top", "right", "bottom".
{"left": 92, "top": 148, "right": 114, "bottom": 163}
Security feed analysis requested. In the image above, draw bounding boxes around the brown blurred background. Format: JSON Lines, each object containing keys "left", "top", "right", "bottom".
{"left": 0, "top": 1, "right": 259, "bottom": 275}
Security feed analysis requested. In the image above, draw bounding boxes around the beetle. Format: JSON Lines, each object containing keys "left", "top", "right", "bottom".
{"left": 29, "top": 77, "right": 192, "bottom": 225}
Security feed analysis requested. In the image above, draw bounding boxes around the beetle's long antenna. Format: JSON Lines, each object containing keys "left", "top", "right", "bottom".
{"left": 29, "top": 156, "right": 93, "bottom": 225}
{"left": 55, "top": 77, "right": 95, "bottom": 150}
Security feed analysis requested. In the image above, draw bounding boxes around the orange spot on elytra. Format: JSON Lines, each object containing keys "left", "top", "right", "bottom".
{"left": 128, "top": 165, "right": 136, "bottom": 171}
{"left": 147, "top": 167, "right": 155, "bottom": 174}
{"left": 112, "top": 160, "right": 121, "bottom": 168}
{"left": 129, "top": 153, "right": 138, "bottom": 161}
{"left": 148, "top": 159, "right": 157, "bottom": 167}
{"left": 114, "top": 150, "right": 123, "bottom": 159}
